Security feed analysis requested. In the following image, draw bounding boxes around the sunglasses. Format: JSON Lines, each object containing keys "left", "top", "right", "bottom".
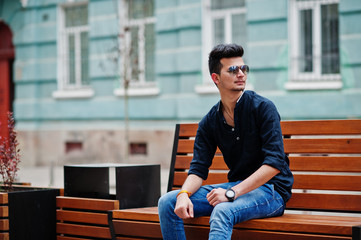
{"left": 227, "top": 65, "right": 249, "bottom": 75}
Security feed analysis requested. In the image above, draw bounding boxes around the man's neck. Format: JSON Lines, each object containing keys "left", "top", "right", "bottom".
{"left": 220, "top": 91, "right": 243, "bottom": 112}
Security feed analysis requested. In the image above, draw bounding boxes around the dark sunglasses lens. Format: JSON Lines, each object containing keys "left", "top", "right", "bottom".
{"left": 241, "top": 65, "right": 249, "bottom": 73}
{"left": 229, "top": 66, "right": 238, "bottom": 73}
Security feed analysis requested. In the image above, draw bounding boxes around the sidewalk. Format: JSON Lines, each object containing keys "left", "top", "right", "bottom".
{"left": 17, "top": 165, "right": 170, "bottom": 196}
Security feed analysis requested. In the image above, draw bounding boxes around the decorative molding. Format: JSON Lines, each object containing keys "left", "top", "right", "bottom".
{"left": 114, "top": 87, "right": 160, "bottom": 97}
{"left": 52, "top": 88, "right": 94, "bottom": 99}
{"left": 285, "top": 81, "right": 343, "bottom": 90}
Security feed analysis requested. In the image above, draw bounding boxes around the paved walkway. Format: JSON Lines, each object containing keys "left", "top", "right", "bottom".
{"left": 17, "top": 166, "right": 170, "bottom": 196}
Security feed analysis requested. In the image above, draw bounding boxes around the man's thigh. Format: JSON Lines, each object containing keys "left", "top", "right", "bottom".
{"left": 211, "top": 183, "right": 284, "bottom": 224}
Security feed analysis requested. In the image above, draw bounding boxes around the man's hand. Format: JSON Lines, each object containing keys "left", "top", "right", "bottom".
{"left": 174, "top": 193, "right": 194, "bottom": 219}
{"left": 206, "top": 188, "right": 228, "bottom": 206}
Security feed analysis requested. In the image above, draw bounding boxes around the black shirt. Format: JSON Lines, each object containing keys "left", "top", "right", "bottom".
{"left": 188, "top": 91, "right": 294, "bottom": 203}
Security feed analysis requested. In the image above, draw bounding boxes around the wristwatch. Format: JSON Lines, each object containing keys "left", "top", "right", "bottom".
{"left": 225, "top": 188, "right": 235, "bottom": 202}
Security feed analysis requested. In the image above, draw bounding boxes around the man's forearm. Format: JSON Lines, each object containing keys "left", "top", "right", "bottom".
{"left": 179, "top": 174, "right": 203, "bottom": 197}
{"left": 232, "top": 165, "right": 280, "bottom": 199}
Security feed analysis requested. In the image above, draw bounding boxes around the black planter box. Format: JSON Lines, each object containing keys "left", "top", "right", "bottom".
{"left": 64, "top": 163, "right": 160, "bottom": 209}
{"left": 7, "top": 188, "right": 60, "bottom": 240}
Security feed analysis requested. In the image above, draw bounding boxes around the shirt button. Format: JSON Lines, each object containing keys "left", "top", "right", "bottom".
{"left": 232, "top": 128, "right": 235, "bottom": 131}
{"left": 236, "top": 137, "right": 240, "bottom": 140}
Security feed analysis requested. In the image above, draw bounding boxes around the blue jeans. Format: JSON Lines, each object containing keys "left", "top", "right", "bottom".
{"left": 158, "top": 181, "right": 285, "bottom": 240}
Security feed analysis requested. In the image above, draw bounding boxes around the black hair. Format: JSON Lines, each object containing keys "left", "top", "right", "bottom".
{"left": 208, "top": 43, "right": 244, "bottom": 75}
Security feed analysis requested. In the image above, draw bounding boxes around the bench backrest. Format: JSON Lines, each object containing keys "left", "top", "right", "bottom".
{"left": 167, "top": 120, "right": 361, "bottom": 214}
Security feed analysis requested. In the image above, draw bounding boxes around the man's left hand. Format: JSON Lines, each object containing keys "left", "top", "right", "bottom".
{"left": 206, "top": 188, "right": 228, "bottom": 206}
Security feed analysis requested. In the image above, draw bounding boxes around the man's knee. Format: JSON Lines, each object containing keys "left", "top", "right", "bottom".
{"left": 158, "top": 191, "right": 178, "bottom": 214}
{"left": 210, "top": 203, "right": 234, "bottom": 226}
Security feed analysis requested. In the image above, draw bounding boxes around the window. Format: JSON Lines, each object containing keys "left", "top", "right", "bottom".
{"left": 115, "top": 0, "right": 159, "bottom": 97}
{"left": 197, "top": 0, "right": 247, "bottom": 94}
{"left": 287, "top": 0, "right": 342, "bottom": 90}
{"left": 54, "top": 3, "right": 93, "bottom": 99}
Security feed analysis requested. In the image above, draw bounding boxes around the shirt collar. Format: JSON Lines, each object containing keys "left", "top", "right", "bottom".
{"left": 217, "top": 91, "right": 244, "bottom": 112}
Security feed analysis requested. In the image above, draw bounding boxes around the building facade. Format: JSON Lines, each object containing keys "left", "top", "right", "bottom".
{"left": 1, "top": 0, "right": 360, "bottom": 168}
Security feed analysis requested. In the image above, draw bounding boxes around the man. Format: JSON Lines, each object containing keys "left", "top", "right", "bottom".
{"left": 158, "top": 43, "right": 294, "bottom": 240}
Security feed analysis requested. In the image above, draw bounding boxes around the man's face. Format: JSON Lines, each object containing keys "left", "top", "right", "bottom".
{"left": 213, "top": 57, "right": 248, "bottom": 92}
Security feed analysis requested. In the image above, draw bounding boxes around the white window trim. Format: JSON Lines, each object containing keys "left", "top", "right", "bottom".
{"left": 114, "top": 0, "right": 159, "bottom": 97}
{"left": 197, "top": 0, "right": 250, "bottom": 94}
{"left": 54, "top": 1, "right": 93, "bottom": 99}
{"left": 287, "top": 0, "right": 342, "bottom": 90}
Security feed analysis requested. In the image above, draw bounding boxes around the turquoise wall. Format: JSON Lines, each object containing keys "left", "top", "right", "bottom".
{"left": 1, "top": 0, "right": 360, "bottom": 127}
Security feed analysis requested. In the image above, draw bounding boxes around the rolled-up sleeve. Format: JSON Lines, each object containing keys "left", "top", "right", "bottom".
{"left": 257, "top": 100, "right": 288, "bottom": 174}
{"left": 188, "top": 120, "right": 217, "bottom": 180}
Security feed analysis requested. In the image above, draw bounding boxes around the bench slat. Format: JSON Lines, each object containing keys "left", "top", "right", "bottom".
{"left": 175, "top": 156, "right": 228, "bottom": 170}
{"left": 284, "top": 138, "right": 361, "bottom": 154}
{"left": 112, "top": 220, "right": 163, "bottom": 239}
{"left": 174, "top": 172, "right": 361, "bottom": 192}
{"left": 0, "top": 195, "right": 7, "bottom": 204}
{"left": 231, "top": 229, "right": 351, "bottom": 240}
{"left": 290, "top": 156, "right": 361, "bottom": 172}
{"left": 57, "top": 236, "right": 92, "bottom": 240}
{"left": 185, "top": 215, "right": 356, "bottom": 236}
{"left": 57, "top": 196, "right": 119, "bottom": 211}
{"left": 281, "top": 120, "right": 361, "bottom": 135}
{"left": 178, "top": 138, "right": 361, "bottom": 154}
{"left": 293, "top": 174, "right": 361, "bottom": 191}
{"left": 287, "top": 193, "right": 361, "bottom": 212}
{"left": 0, "top": 219, "right": 8, "bottom": 231}
{"left": 0, "top": 233, "right": 9, "bottom": 240}
{"left": 112, "top": 207, "right": 159, "bottom": 222}
{"left": 57, "top": 223, "right": 111, "bottom": 239}
{"left": 0, "top": 207, "right": 8, "bottom": 218}
{"left": 175, "top": 156, "right": 361, "bottom": 172}
{"left": 56, "top": 210, "right": 108, "bottom": 225}
{"left": 179, "top": 124, "right": 198, "bottom": 137}
{"left": 173, "top": 172, "right": 228, "bottom": 187}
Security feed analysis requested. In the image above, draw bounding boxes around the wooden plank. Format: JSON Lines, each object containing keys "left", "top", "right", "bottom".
{"left": 57, "top": 223, "right": 111, "bottom": 239}
{"left": 0, "top": 206, "right": 8, "bottom": 217}
{"left": 177, "top": 140, "right": 221, "bottom": 154}
{"left": 289, "top": 156, "right": 361, "bottom": 172}
{"left": 287, "top": 193, "right": 361, "bottom": 212}
{"left": 112, "top": 220, "right": 162, "bottom": 238}
{"left": 0, "top": 233, "right": 9, "bottom": 240}
{"left": 184, "top": 214, "right": 359, "bottom": 236}
{"left": 115, "top": 237, "right": 148, "bottom": 240}
{"left": 284, "top": 138, "right": 361, "bottom": 154}
{"left": 0, "top": 220, "right": 8, "bottom": 231}
{"left": 179, "top": 123, "right": 198, "bottom": 137}
{"left": 175, "top": 156, "right": 227, "bottom": 170}
{"left": 232, "top": 229, "right": 351, "bottom": 240}
{"left": 57, "top": 196, "right": 119, "bottom": 211}
{"left": 0, "top": 194, "right": 7, "bottom": 204}
{"left": 57, "top": 210, "right": 109, "bottom": 225}
{"left": 173, "top": 172, "right": 228, "bottom": 187}
{"left": 177, "top": 139, "right": 195, "bottom": 153}
{"left": 293, "top": 174, "right": 361, "bottom": 191}
{"left": 57, "top": 236, "right": 92, "bottom": 240}
{"left": 112, "top": 207, "right": 159, "bottom": 222}
{"left": 281, "top": 120, "right": 361, "bottom": 135}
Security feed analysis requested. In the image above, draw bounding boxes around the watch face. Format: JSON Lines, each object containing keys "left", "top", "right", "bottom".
{"left": 226, "top": 189, "right": 235, "bottom": 198}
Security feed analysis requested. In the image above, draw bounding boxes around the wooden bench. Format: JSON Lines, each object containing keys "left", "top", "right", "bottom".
{"left": 109, "top": 120, "right": 361, "bottom": 240}
{"left": 57, "top": 196, "right": 119, "bottom": 240}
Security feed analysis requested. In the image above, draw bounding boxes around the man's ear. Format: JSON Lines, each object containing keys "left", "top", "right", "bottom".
{"left": 211, "top": 73, "right": 220, "bottom": 85}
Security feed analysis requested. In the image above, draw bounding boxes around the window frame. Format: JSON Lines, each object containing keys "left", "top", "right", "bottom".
{"left": 197, "top": 0, "right": 248, "bottom": 94}
{"left": 114, "top": 0, "right": 159, "bottom": 97}
{"left": 54, "top": 1, "right": 93, "bottom": 99}
{"left": 287, "top": 0, "right": 342, "bottom": 90}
